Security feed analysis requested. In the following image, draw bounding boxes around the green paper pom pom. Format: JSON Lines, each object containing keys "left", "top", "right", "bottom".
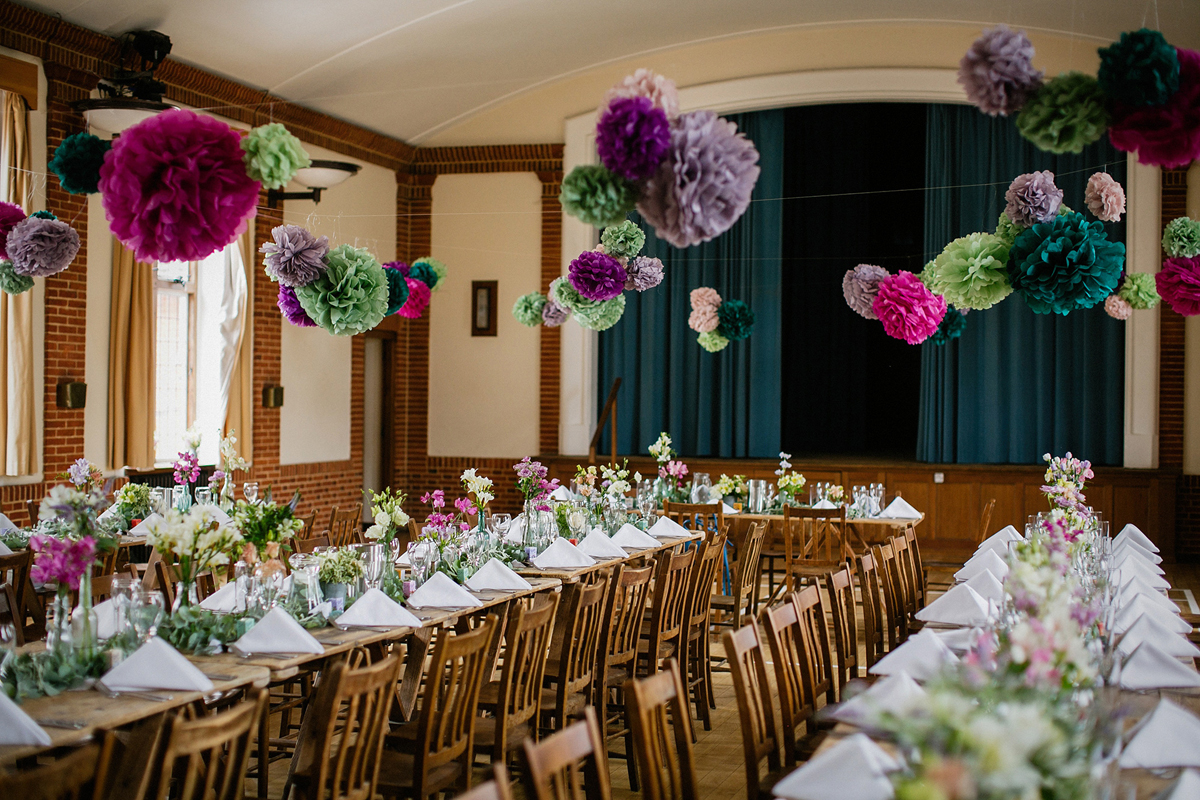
{"left": 697, "top": 330, "right": 729, "bottom": 352}
{"left": 408, "top": 261, "right": 438, "bottom": 289}
{"left": 559, "top": 165, "right": 639, "bottom": 228}
{"left": 918, "top": 261, "right": 936, "bottom": 289}
{"left": 549, "top": 276, "right": 597, "bottom": 314}
{"left": 412, "top": 257, "right": 447, "bottom": 291}
{"left": 49, "top": 132, "right": 111, "bottom": 195}
{"left": 600, "top": 220, "right": 645, "bottom": 259}
{"left": 716, "top": 299, "right": 755, "bottom": 341}
{"left": 573, "top": 294, "right": 626, "bottom": 331}
{"left": 1008, "top": 211, "right": 1125, "bottom": 315}
{"left": 995, "top": 211, "right": 1026, "bottom": 249}
{"left": 295, "top": 244, "right": 389, "bottom": 335}
{"left": 30, "top": 210, "right": 56, "bottom": 220}
{"left": 1097, "top": 28, "right": 1180, "bottom": 107}
{"left": 1118, "top": 272, "right": 1161, "bottom": 309}
{"left": 1015, "top": 72, "right": 1110, "bottom": 154}
{"left": 1163, "top": 217, "right": 1200, "bottom": 258}
{"left": 928, "top": 307, "right": 967, "bottom": 345}
{"left": 384, "top": 267, "right": 410, "bottom": 316}
{"left": 512, "top": 292, "right": 547, "bottom": 326}
{"left": 925, "top": 232, "right": 1012, "bottom": 311}
{"left": 1058, "top": 203, "right": 1074, "bottom": 216}
{"left": 241, "top": 123, "right": 312, "bottom": 190}
{"left": 0, "top": 259, "right": 33, "bottom": 295}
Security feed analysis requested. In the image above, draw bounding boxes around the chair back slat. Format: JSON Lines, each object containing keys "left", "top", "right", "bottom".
{"left": 825, "top": 566, "right": 860, "bottom": 690}
{"left": 0, "top": 742, "right": 103, "bottom": 800}
{"left": 903, "top": 524, "right": 927, "bottom": 608}
{"left": 974, "top": 498, "right": 996, "bottom": 546}
{"left": 891, "top": 535, "right": 919, "bottom": 623}
{"left": 155, "top": 687, "right": 267, "bottom": 800}
{"left": 685, "top": 533, "right": 725, "bottom": 634}
{"left": 522, "top": 706, "right": 612, "bottom": 800}
{"left": 603, "top": 562, "right": 654, "bottom": 674}
{"left": 327, "top": 506, "right": 362, "bottom": 547}
{"left": 418, "top": 616, "right": 498, "bottom": 781}
{"left": 855, "top": 553, "right": 885, "bottom": 667}
{"left": 641, "top": 548, "right": 694, "bottom": 675}
{"left": 662, "top": 502, "right": 723, "bottom": 540}
{"left": 871, "top": 543, "right": 905, "bottom": 646}
{"left": 495, "top": 594, "right": 559, "bottom": 755}
{"left": 294, "top": 535, "right": 331, "bottom": 555}
{"left": 624, "top": 659, "right": 697, "bottom": 800}
{"left": 759, "top": 599, "right": 815, "bottom": 767}
{"left": 721, "top": 624, "right": 780, "bottom": 800}
{"left": 791, "top": 585, "right": 836, "bottom": 706}
{"left": 782, "top": 506, "right": 849, "bottom": 592}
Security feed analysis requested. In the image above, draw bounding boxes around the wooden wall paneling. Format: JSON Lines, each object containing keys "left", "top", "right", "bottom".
{"left": 934, "top": 480, "right": 978, "bottom": 544}
{"left": 980, "top": 482, "right": 1023, "bottom": 537}
{"left": 1112, "top": 483, "right": 1149, "bottom": 539}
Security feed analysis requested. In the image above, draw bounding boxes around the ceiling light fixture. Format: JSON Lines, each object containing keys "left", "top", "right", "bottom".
{"left": 266, "top": 160, "right": 361, "bottom": 208}
{"left": 72, "top": 30, "right": 178, "bottom": 134}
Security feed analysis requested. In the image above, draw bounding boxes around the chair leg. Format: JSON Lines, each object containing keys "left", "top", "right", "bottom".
{"left": 703, "top": 629, "right": 716, "bottom": 711}
{"left": 620, "top": 684, "right": 639, "bottom": 791}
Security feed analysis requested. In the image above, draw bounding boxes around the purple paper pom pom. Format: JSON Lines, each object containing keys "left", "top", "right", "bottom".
{"left": 261, "top": 224, "right": 329, "bottom": 287}
{"left": 638, "top": 110, "right": 761, "bottom": 249}
{"left": 1005, "top": 171, "right": 1063, "bottom": 226}
{"left": 1109, "top": 47, "right": 1200, "bottom": 169}
{"left": 958, "top": 25, "right": 1045, "bottom": 116}
{"left": 6, "top": 216, "right": 80, "bottom": 277}
{"left": 541, "top": 299, "right": 569, "bottom": 327}
{"left": 99, "top": 109, "right": 260, "bottom": 263}
{"left": 382, "top": 260, "right": 410, "bottom": 277}
{"left": 872, "top": 271, "right": 947, "bottom": 345}
{"left": 568, "top": 250, "right": 627, "bottom": 301}
{"left": 277, "top": 284, "right": 317, "bottom": 327}
{"left": 0, "top": 202, "right": 25, "bottom": 259}
{"left": 842, "top": 264, "right": 891, "bottom": 320}
{"left": 596, "top": 96, "right": 671, "bottom": 182}
{"left": 624, "top": 255, "right": 664, "bottom": 291}
{"left": 1156, "top": 256, "right": 1200, "bottom": 316}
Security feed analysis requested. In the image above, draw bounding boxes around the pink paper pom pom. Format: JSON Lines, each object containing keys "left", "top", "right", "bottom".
{"left": 690, "top": 287, "right": 722, "bottom": 311}
{"left": 872, "top": 271, "right": 948, "bottom": 345}
{"left": 1109, "top": 47, "right": 1200, "bottom": 169}
{"left": 1156, "top": 256, "right": 1200, "bottom": 316}
{"left": 688, "top": 306, "right": 719, "bottom": 333}
{"left": 99, "top": 109, "right": 260, "bottom": 263}
{"left": 0, "top": 202, "right": 25, "bottom": 258}
{"left": 601, "top": 68, "right": 680, "bottom": 119}
{"left": 396, "top": 276, "right": 431, "bottom": 319}
{"left": 1104, "top": 294, "right": 1132, "bottom": 319}
{"left": 1085, "top": 173, "right": 1126, "bottom": 222}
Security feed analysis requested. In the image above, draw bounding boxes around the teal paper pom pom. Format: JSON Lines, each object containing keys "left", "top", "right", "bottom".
{"left": 49, "top": 132, "right": 110, "bottom": 195}
{"left": 384, "top": 267, "right": 410, "bottom": 316}
{"left": 1015, "top": 73, "right": 1110, "bottom": 154}
{"left": 716, "top": 299, "right": 755, "bottom": 341}
{"left": 925, "top": 232, "right": 1012, "bottom": 310}
{"left": 1118, "top": 272, "right": 1161, "bottom": 309}
{"left": 0, "top": 259, "right": 33, "bottom": 295}
{"left": 928, "top": 307, "right": 967, "bottom": 345}
{"left": 1163, "top": 217, "right": 1200, "bottom": 258}
{"left": 512, "top": 292, "right": 547, "bottom": 326}
{"left": 30, "top": 210, "right": 56, "bottom": 220}
{"left": 1097, "top": 29, "right": 1180, "bottom": 107}
{"left": 1008, "top": 211, "right": 1126, "bottom": 315}
{"left": 412, "top": 257, "right": 447, "bottom": 291}
{"left": 600, "top": 220, "right": 645, "bottom": 259}
{"left": 408, "top": 261, "right": 438, "bottom": 289}
{"left": 574, "top": 294, "right": 626, "bottom": 331}
{"left": 295, "top": 244, "right": 389, "bottom": 335}
{"left": 697, "top": 330, "right": 729, "bottom": 352}
{"left": 241, "top": 123, "right": 311, "bottom": 190}
{"left": 995, "top": 211, "right": 1026, "bottom": 248}
{"left": 560, "top": 165, "right": 639, "bottom": 228}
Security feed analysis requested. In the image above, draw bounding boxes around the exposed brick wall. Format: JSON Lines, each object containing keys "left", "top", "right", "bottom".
{"left": 1160, "top": 167, "right": 1189, "bottom": 471}
{"left": 538, "top": 172, "right": 563, "bottom": 455}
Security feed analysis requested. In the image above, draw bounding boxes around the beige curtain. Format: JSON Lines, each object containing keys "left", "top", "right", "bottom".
{"left": 223, "top": 227, "right": 253, "bottom": 462}
{"left": 0, "top": 91, "right": 36, "bottom": 475}
{"left": 106, "top": 241, "right": 156, "bottom": 470}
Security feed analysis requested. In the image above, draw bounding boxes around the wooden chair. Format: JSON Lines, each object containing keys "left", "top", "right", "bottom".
{"left": 284, "top": 654, "right": 403, "bottom": 800}
{"left": 0, "top": 581, "right": 24, "bottom": 646}
{"left": 780, "top": 505, "right": 850, "bottom": 595}
{"left": 711, "top": 521, "right": 767, "bottom": 633}
{"left": 681, "top": 532, "right": 725, "bottom": 730}
{"left": 661, "top": 502, "right": 723, "bottom": 540}
{"left": 721, "top": 624, "right": 784, "bottom": 800}
{"left": 824, "top": 566, "right": 860, "bottom": 691}
{"left": 294, "top": 535, "right": 332, "bottom": 555}
{"left": 91, "top": 564, "right": 139, "bottom": 603}
{"left": 475, "top": 594, "right": 560, "bottom": 767}
{"left": 521, "top": 706, "right": 611, "bottom": 800}
{"left": 638, "top": 548, "right": 694, "bottom": 677}
{"left": 378, "top": 617, "right": 498, "bottom": 800}
{"left": 328, "top": 506, "right": 363, "bottom": 547}
{"left": 155, "top": 560, "right": 217, "bottom": 608}
{"left": 975, "top": 499, "right": 996, "bottom": 545}
{"left": 855, "top": 553, "right": 886, "bottom": 668}
{"left": 152, "top": 686, "right": 267, "bottom": 800}
{"left": 902, "top": 524, "right": 927, "bottom": 609}
{"left": 0, "top": 741, "right": 108, "bottom": 800}
{"left": 890, "top": 535, "right": 921, "bottom": 635}
{"left": 0, "top": 549, "right": 33, "bottom": 639}
{"left": 871, "top": 543, "right": 905, "bottom": 646}
{"left": 623, "top": 659, "right": 697, "bottom": 800}
{"left": 456, "top": 764, "right": 514, "bottom": 800}
{"left": 542, "top": 578, "right": 609, "bottom": 734}
{"left": 923, "top": 498, "right": 995, "bottom": 575}
{"left": 25, "top": 498, "right": 38, "bottom": 527}
{"left": 791, "top": 586, "right": 836, "bottom": 708}
{"left": 297, "top": 509, "right": 319, "bottom": 539}
{"left": 759, "top": 599, "right": 821, "bottom": 767}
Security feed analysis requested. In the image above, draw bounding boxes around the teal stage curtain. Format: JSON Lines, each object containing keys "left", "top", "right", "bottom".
{"left": 917, "top": 104, "right": 1126, "bottom": 465}
{"left": 597, "top": 109, "right": 784, "bottom": 458}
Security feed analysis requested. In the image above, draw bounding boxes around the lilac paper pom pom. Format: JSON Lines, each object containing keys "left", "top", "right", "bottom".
{"left": 1104, "top": 294, "right": 1133, "bottom": 320}
{"left": 601, "top": 69, "right": 680, "bottom": 119}
{"left": 1005, "top": 171, "right": 1063, "bottom": 227}
{"left": 1156, "top": 256, "right": 1200, "bottom": 316}
{"left": 277, "top": 284, "right": 316, "bottom": 327}
{"left": 568, "top": 250, "right": 627, "bottom": 302}
{"left": 99, "top": 109, "right": 259, "bottom": 263}
{"left": 0, "top": 202, "right": 26, "bottom": 259}
{"left": 397, "top": 277, "right": 431, "bottom": 319}
{"left": 596, "top": 97, "right": 671, "bottom": 182}
{"left": 541, "top": 299, "right": 569, "bottom": 327}
{"left": 842, "top": 264, "right": 891, "bottom": 319}
{"left": 638, "top": 111, "right": 760, "bottom": 249}
{"left": 261, "top": 224, "right": 329, "bottom": 287}
{"left": 6, "top": 216, "right": 80, "bottom": 277}
{"left": 625, "top": 255, "right": 664, "bottom": 291}
{"left": 1085, "top": 173, "right": 1126, "bottom": 222}
{"left": 958, "top": 25, "right": 1044, "bottom": 116}
{"left": 872, "top": 271, "right": 947, "bottom": 345}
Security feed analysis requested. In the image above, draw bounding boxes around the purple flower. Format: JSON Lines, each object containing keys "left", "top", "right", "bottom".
{"left": 624, "top": 255, "right": 664, "bottom": 291}
{"left": 568, "top": 250, "right": 626, "bottom": 302}
{"left": 173, "top": 451, "right": 201, "bottom": 485}
{"left": 958, "top": 25, "right": 1044, "bottom": 116}
{"left": 842, "top": 264, "right": 891, "bottom": 320}
{"left": 261, "top": 224, "right": 329, "bottom": 287}
{"left": 1005, "top": 171, "right": 1063, "bottom": 226}
{"left": 277, "top": 284, "right": 317, "bottom": 327}
{"left": 541, "top": 299, "right": 569, "bottom": 327}
{"left": 67, "top": 458, "right": 91, "bottom": 488}
{"left": 7, "top": 216, "right": 80, "bottom": 277}
{"left": 596, "top": 96, "right": 671, "bottom": 182}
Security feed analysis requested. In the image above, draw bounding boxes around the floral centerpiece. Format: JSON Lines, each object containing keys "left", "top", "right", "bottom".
{"left": 213, "top": 428, "right": 249, "bottom": 510}
{"left": 774, "top": 452, "right": 806, "bottom": 506}
{"left": 363, "top": 487, "right": 410, "bottom": 598}
{"left": 317, "top": 547, "right": 364, "bottom": 608}
{"left": 413, "top": 488, "right": 477, "bottom": 580}
{"left": 36, "top": 484, "right": 111, "bottom": 657}
{"left": 712, "top": 474, "right": 748, "bottom": 506}
{"left": 648, "top": 432, "right": 689, "bottom": 505}
{"left": 231, "top": 498, "right": 302, "bottom": 592}
{"left": 461, "top": 468, "right": 494, "bottom": 531}
{"left": 59, "top": 457, "right": 104, "bottom": 492}
{"left": 146, "top": 505, "right": 242, "bottom": 609}
{"left": 30, "top": 533, "right": 95, "bottom": 657}
{"left": 514, "top": 457, "right": 559, "bottom": 514}
{"left": 1040, "top": 451, "right": 1095, "bottom": 532}
{"left": 111, "top": 482, "right": 152, "bottom": 529}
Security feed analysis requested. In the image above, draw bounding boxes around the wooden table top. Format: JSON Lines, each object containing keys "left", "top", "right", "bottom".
{"left": 733, "top": 511, "right": 924, "bottom": 526}
{"left": 514, "top": 531, "right": 703, "bottom": 582}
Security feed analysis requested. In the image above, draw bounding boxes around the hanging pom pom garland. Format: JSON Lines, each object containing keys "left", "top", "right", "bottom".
{"left": 1156, "top": 256, "right": 1200, "bottom": 316}
{"left": 261, "top": 224, "right": 329, "bottom": 287}
{"left": 1104, "top": 294, "right": 1133, "bottom": 320}
{"left": 717, "top": 299, "right": 755, "bottom": 341}
{"left": 697, "top": 330, "right": 729, "bottom": 353}
{"left": 1004, "top": 171, "right": 1063, "bottom": 226}
{"left": 1084, "top": 173, "right": 1126, "bottom": 222}
{"left": 541, "top": 299, "right": 570, "bottom": 327}
{"left": 408, "top": 260, "right": 439, "bottom": 291}
{"left": 559, "top": 164, "right": 639, "bottom": 228}
{"left": 1098, "top": 29, "right": 1181, "bottom": 107}
{"left": 872, "top": 271, "right": 947, "bottom": 345}
{"left": 241, "top": 122, "right": 311, "bottom": 190}
{"left": 688, "top": 305, "right": 719, "bottom": 333}
{"left": 1015, "top": 73, "right": 1110, "bottom": 154}
{"left": 925, "top": 233, "right": 1012, "bottom": 311}
{"left": 957, "top": 25, "right": 1044, "bottom": 116}
{"left": 601, "top": 220, "right": 646, "bottom": 261}
{"left": 0, "top": 260, "right": 33, "bottom": 295}
{"left": 383, "top": 263, "right": 411, "bottom": 316}
{"left": 396, "top": 277, "right": 431, "bottom": 320}
{"left": 928, "top": 307, "right": 967, "bottom": 345}
{"left": 601, "top": 69, "right": 680, "bottom": 120}
{"left": 6, "top": 214, "right": 80, "bottom": 277}
{"left": 596, "top": 96, "right": 671, "bottom": 182}
{"left": 1108, "top": 47, "right": 1200, "bottom": 168}
{"left": 0, "top": 202, "right": 25, "bottom": 259}
{"left": 1007, "top": 212, "right": 1125, "bottom": 315}
{"left": 277, "top": 284, "right": 317, "bottom": 328}
{"left": 512, "top": 292, "right": 547, "bottom": 327}
{"left": 411, "top": 257, "right": 447, "bottom": 291}
{"left": 574, "top": 294, "right": 626, "bottom": 331}
{"left": 294, "top": 245, "right": 389, "bottom": 336}
{"left": 624, "top": 255, "right": 664, "bottom": 291}
{"left": 1162, "top": 217, "right": 1200, "bottom": 258}
{"left": 841, "top": 264, "right": 891, "bottom": 320}
{"left": 569, "top": 250, "right": 627, "bottom": 302}
{"left": 994, "top": 211, "right": 1026, "bottom": 248}
{"left": 688, "top": 287, "right": 753, "bottom": 350}
{"left": 1118, "top": 273, "right": 1161, "bottom": 310}
{"left": 49, "top": 133, "right": 111, "bottom": 195}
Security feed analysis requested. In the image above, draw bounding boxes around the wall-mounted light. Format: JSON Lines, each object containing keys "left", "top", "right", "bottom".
{"left": 56, "top": 381, "right": 87, "bottom": 409}
{"left": 72, "top": 97, "right": 179, "bottom": 134}
{"left": 73, "top": 30, "right": 177, "bottom": 134}
{"left": 262, "top": 385, "right": 285, "bottom": 408}
{"left": 266, "top": 160, "right": 361, "bottom": 208}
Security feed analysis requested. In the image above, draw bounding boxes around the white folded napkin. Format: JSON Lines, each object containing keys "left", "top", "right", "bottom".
{"left": 1114, "top": 595, "right": 1192, "bottom": 635}
{"left": 231, "top": 607, "right": 324, "bottom": 656}
{"left": 0, "top": 690, "right": 51, "bottom": 745}
{"left": 199, "top": 581, "right": 238, "bottom": 613}
{"left": 811, "top": 499, "right": 838, "bottom": 510}
{"left": 503, "top": 516, "right": 525, "bottom": 544}
{"left": 831, "top": 671, "right": 927, "bottom": 727}
{"left": 578, "top": 530, "right": 629, "bottom": 558}
{"left": 336, "top": 588, "right": 422, "bottom": 628}
{"left": 72, "top": 598, "right": 120, "bottom": 640}
{"left": 987, "top": 524, "right": 1022, "bottom": 543}
{"left": 465, "top": 558, "right": 532, "bottom": 592}
{"left": 549, "top": 485, "right": 573, "bottom": 502}
{"left": 1119, "top": 699, "right": 1200, "bottom": 769}
{"left": 1118, "top": 576, "right": 1181, "bottom": 615}
{"left": 878, "top": 497, "right": 921, "bottom": 519}
{"left": 611, "top": 523, "right": 660, "bottom": 548}
{"left": 933, "top": 627, "right": 982, "bottom": 653}
{"left": 647, "top": 516, "right": 690, "bottom": 539}
{"left": 1116, "top": 641, "right": 1200, "bottom": 691}
{"left": 868, "top": 628, "right": 958, "bottom": 682}
{"left": 0, "top": 540, "right": 12, "bottom": 556}
{"left": 100, "top": 637, "right": 215, "bottom": 693}
{"left": 1114, "top": 539, "right": 1164, "bottom": 566}
{"left": 0, "top": 512, "right": 17, "bottom": 532}
{"left": 97, "top": 506, "right": 119, "bottom": 523}
{"left": 1114, "top": 523, "right": 1159, "bottom": 553}
{"left": 1116, "top": 613, "right": 1200, "bottom": 659}
{"left": 127, "top": 512, "right": 163, "bottom": 537}
{"left": 406, "top": 571, "right": 485, "bottom": 609}
{"left": 915, "top": 583, "right": 990, "bottom": 627}
{"left": 531, "top": 537, "right": 596, "bottom": 569}
{"left": 771, "top": 733, "right": 898, "bottom": 800}
{"left": 1116, "top": 560, "right": 1170, "bottom": 591}
{"left": 1114, "top": 548, "right": 1165, "bottom": 576}
{"left": 1159, "top": 769, "right": 1200, "bottom": 800}
{"left": 972, "top": 537, "right": 1014, "bottom": 559}
{"left": 954, "top": 548, "right": 1009, "bottom": 582}
{"left": 203, "top": 504, "right": 231, "bottom": 524}
{"left": 962, "top": 568, "right": 1005, "bottom": 606}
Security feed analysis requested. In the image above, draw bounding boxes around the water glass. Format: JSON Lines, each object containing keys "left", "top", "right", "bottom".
{"left": 490, "top": 513, "right": 511, "bottom": 538}
{"left": 130, "top": 590, "right": 165, "bottom": 642}
{"left": 243, "top": 482, "right": 260, "bottom": 503}
{"left": 109, "top": 575, "right": 139, "bottom": 637}
{"left": 356, "top": 543, "right": 386, "bottom": 590}
{"left": 690, "top": 473, "right": 712, "bottom": 504}
{"left": 195, "top": 486, "right": 212, "bottom": 506}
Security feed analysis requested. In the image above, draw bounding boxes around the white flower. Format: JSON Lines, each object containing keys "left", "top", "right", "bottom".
{"left": 392, "top": 509, "right": 410, "bottom": 527}
{"left": 568, "top": 509, "right": 586, "bottom": 531}
{"left": 183, "top": 423, "right": 203, "bottom": 452}
{"left": 374, "top": 510, "right": 390, "bottom": 528}
{"left": 364, "top": 525, "right": 385, "bottom": 540}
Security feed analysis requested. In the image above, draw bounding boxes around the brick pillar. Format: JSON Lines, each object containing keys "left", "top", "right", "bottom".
{"left": 1159, "top": 167, "right": 1189, "bottom": 470}
{"left": 537, "top": 171, "right": 562, "bottom": 455}
{"left": 250, "top": 195, "right": 285, "bottom": 488}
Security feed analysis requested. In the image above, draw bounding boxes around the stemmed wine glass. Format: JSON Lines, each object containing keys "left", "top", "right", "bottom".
{"left": 243, "top": 482, "right": 259, "bottom": 503}
{"left": 130, "top": 590, "right": 165, "bottom": 643}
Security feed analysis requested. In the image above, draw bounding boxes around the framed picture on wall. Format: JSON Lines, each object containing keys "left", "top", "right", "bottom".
{"left": 471, "top": 280, "right": 498, "bottom": 337}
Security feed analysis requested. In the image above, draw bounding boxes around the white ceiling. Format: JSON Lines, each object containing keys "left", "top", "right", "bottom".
{"left": 21, "top": 0, "right": 1200, "bottom": 145}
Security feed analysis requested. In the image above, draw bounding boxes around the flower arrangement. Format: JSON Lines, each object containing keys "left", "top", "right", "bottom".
{"left": 712, "top": 474, "right": 748, "bottom": 504}
{"left": 214, "top": 429, "right": 249, "bottom": 509}
{"left": 461, "top": 469, "right": 495, "bottom": 513}
{"left": 146, "top": 506, "right": 242, "bottom": 604}
{"left": 173, "top": 451, "right": 201, "bottom": 487}
{"left": 59, "top": 457, "right": 104, "bottom": 493}
{"left": 647, "top": 433, "right": 690, "bottom": 505}
{"left": 420, "top": 489, "right": 473, "bottom": 543}
{"left": 112, "top": 482, "right": 151, "bottom": 527}
{"left": 774, "top": 453, "right": 806, "bottom": 505}
{"left": 514, "top": 457, "right": 559, "bottom": 510}
{"left": 30, "top": 534, "right": 95, "bottom": 592}
{"left": 38, "top": 484, "right": 110, "bottom": 541}
{"left": 364, "top": 487, "right": 410, "bottom": 543}
{"left": 231, "top": 499, "right": 302, "bottom": 561}
{"left": 317, "top": 547, "right": 364, "bottom": 585}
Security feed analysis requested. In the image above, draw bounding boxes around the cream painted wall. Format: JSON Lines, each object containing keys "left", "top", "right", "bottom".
{"left": 1185, "top": 162, "right": 1200, "bottom": 475}
{"left": 427, "top": 172, "right": 541, "bottom": 458}
{"left": 84, "top": 193, "right": 111, "bottom": 467}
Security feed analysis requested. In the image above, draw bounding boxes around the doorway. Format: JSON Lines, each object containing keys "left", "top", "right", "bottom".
{"left": 362, "top": 332, "right": 395, "bottom": 518}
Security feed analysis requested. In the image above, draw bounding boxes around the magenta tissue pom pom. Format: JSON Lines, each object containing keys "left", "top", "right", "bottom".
{"left": 1085, "top": 173, "right": 1126, "bottom": 222}
{"left": 396, "top": 276, "right": 431, "bottom": 319}
{"left": 596, "top": 96, "right": 671, "bottom": 182}
{"left": 99, "top": 109, "right": 260, "bottom": 263}
{"left": 568, "top": 250, "right": 627, "bottom": 301}
{"left": 842, "top": 263, "right": 891, "bottom": 319}
{"left": 277, "top": 284, "right": 317, "bottom": 327}
{"left": 872, "top": 271, "right": 948, "bottom": 344}
{"left": 1005, "top": 171, "right": 1063, "bottom": 226}
{"left": 1156, "top": 256, "right": 1200, "bottom": 316}
{"left": 0, "top": 202, "right": 25, "bottom": 259}
{"left": 957, "top": 25, "right": 1044, "bottom": 116}
{"left": 1109, "top": 47, "right": 1200, "bottom": 169}
{"left": 6, "top": 216, "right": 80, "bottom": 277}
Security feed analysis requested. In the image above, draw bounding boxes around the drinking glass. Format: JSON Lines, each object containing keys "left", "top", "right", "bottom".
{"left": 357, "top": 543, "right": 386, "bottom": 590}
{"left": 637, "top": 480, "right": 656, "bottom": 527}
{"left": 243, "top": 482, "right": 259, "bottom": 503}
{"left": 109, "top": 575, "right": 139, "bottom": 637}
{"left": 194, "top": 486, "right": 212, "bottom": 506}
{"left": 130, "top": 590, "right": 165, "bottom": 642}
{"left": 490, "top": 513, "right": 511, "bottom": 538}
{"left": 690, "top": 473, "right": 712, "bottom": 504}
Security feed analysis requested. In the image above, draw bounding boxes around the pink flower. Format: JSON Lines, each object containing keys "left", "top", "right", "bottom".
{"left": 30, "top": 534, "right": 95, "bottom": 591}
{"left": 173, "top": 451, "right": 200, "bottom": 485}
{"left": 454, "top": 497, "right": 476, "bottom": 516}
